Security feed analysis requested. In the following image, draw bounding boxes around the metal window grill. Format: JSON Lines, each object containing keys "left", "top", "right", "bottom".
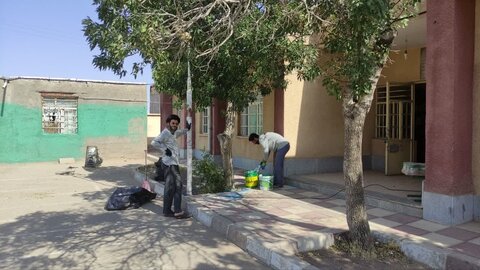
{"left": 239, "top": 97, "right": 263, "bottom": 136}
{"left": 42, "top": 98, "right": 78, "bottom": 134}
{"left": 201, "top": 107, "right": 209, "bottom": 134}
{"left": 375, "top": 85, "right": 412, "bottom": 139}
{"left": 149, "top": 89, "right": 161, "bottom": 114}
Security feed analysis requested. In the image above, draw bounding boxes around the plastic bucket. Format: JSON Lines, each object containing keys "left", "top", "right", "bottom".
{"left": 244, "top": 170, "right": 259, "bottom": 188}
{"left": 259, "top": 175, "right": 273, "bottom": 191}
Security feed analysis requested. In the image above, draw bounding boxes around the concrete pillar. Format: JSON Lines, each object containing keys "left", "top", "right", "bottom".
{"left": 423, "top": 0, "right": 476, "bottom": 225}
{"left": 473, "top": 0, "right": 480, "bottom": 220}
{"left": 211, "top": 99, "right": 226, "bottom": 156}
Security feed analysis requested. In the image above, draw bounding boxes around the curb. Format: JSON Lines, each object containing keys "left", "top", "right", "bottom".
{"left": 186, "top": 199, "right": 321, "bottom": 270}
{"left": 133, "top": 169, "right": 165, "bottom": 195}
{"left": 372, "top": 231, "right": 480, "bottom": 270}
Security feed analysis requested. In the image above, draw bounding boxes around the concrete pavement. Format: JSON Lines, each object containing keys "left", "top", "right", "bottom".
{"left": 136, "top": 163, "right": 480, "bottom": 270}
{"left": 0, "top": 160, "right": 268, "bottom": 270}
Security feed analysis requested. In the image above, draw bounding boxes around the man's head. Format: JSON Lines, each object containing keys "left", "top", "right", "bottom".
{"left": 166, "top": 114, "right": 181, "bottom": 133}
{"left": 248, "top": 133, "right": 260, "bottom": 144}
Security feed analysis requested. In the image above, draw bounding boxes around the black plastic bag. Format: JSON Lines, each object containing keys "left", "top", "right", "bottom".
{"left": 105, "top": 187, "right": 157, "bottom": 211}
{"left": 154, "top": 159, "right": 165, "bottom": 182}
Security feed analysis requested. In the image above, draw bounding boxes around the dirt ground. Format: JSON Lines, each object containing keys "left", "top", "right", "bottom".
{"left": 298, "top": 233, "right": 432, "bottom": 270}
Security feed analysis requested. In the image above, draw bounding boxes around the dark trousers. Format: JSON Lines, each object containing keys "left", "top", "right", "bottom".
{"left": 163, "top": 164, "right": 183, "bottom": 214}
{"left": 274, "top": 143, "right": 290, "bottom": 186}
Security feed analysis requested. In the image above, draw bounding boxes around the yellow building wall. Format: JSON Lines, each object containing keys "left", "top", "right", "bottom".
{"left": 472, "top": 0, "right": 480, "bottom": 194}
{"left": 232, "top": 94, "right": 275, "bottom": 161}
{"left": 378, "top": 48, "right": 423, "bottom": 86}
{"left": 195, "top": 110, "right": 210, "bottom": 152}
{"left": 283, "top": 76, "right": 343, "bottom": 158}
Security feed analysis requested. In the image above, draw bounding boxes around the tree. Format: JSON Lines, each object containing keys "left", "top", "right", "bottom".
{"left": 82, "top": 0, "right": 318, "bottom": 189}
{"left": 83, "top": 0, "right": 421, "bottom": 250}
{"left": 302, "top": 0, "right": 421, "bottom": 249}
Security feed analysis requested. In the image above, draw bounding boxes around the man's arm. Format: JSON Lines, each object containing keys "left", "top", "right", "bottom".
{"left": 260, "top": 136, "right": 270, "bottom": 161}
{"left": 175, "top": 122, "right": 191, "bottom": 138}
{"left": 175, "top": 129, "right": 188, "bottom": 138}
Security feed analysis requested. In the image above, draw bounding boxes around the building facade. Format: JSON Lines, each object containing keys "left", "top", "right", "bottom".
{"left": 0, "top": 77, "right": 147, "bottom": 163}
{"left": 154, "top": 0, "right": 480, "bottom": 225}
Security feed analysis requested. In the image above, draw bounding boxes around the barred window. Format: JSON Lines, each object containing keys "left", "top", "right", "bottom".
{"left": 239, "top": 97, "right": 263, "bottom": 137}
{"left": 375, "top": 85, "right": 413, "bottom": 140}
{"left": 42, "top": 97, "right": 78, "bottom": 134}
{"left": 201, "top": 107, "right": 210, "bottom": 134}
{"left": 149, "top": 88, "right": 161, "bottom": 114}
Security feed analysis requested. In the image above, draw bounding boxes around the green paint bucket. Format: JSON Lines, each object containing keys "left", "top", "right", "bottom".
{"left": 244, "top": 170, "right": 259, "bottom": 188}
{"left": 259, "top": 175, "right": 273, "bottom": 191}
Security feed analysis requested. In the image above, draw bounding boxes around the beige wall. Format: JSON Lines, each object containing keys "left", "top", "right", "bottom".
{"left": 3, "top": 78, "right": 147, "bottom": 108}
{"left": 284, "top": 75, "right": 343, "bottom": 158}
{"left": 147, "top": 115, "right": 161, "bottom": 137}
{"left": 378, "top": 48, "right": 423, "bottom": 86}
{"left": 195, "top": 110, "right": 210, "bottom": 152}
{"left": 232, "top": 94, "right": 275, "bottom": 161}
{"left": 473, "top": 0, "right": 480, "bottom": 194}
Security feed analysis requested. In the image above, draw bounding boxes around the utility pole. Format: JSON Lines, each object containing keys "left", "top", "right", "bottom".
{"left": 186, "top": 45, "right": 193, "bottom": 196}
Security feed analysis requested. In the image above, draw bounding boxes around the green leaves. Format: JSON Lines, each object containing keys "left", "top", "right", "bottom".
{"left": 313, "top": 0, "right": 419, "bottom": 101}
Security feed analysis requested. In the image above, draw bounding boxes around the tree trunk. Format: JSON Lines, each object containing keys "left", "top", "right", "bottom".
{"left": 217, "top": 101, "right": 236, "bottom": 189}
{"left": 342, "top": 66, "right": 383, "bottom": 250}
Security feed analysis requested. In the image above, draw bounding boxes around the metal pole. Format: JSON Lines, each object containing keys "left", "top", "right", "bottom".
{"left": 186, "top": 47, "right": 193, "bottom": 196}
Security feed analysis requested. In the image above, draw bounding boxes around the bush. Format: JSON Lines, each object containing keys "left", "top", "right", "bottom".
{"left": 193, "top": 152, "right": 226, "bottom": 194}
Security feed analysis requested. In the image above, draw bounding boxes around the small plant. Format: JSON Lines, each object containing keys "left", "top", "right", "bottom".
{"left": 193, "top": 152, "right": 226, "bottom": 194}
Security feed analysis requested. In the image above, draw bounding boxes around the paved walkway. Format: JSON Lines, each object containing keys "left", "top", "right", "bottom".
{"left": 0, "top": 160, "right": 267, "bottom": 270}
{"left": 138, "top": 158, "right": 480, "bottom": 270}
{"left": 185, "top": 186, "right": 480, "bottom": 270}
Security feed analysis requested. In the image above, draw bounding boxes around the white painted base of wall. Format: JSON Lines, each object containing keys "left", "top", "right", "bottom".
{"left": 422, "top": 191, "right": 478, "bottom": 225}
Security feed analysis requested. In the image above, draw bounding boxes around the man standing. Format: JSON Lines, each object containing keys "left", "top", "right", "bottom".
{"left": 151, "top": 114, "right": 190, "bottom": 219}
{"left": 249, "top": 132, "right": 290, "bottom": 187}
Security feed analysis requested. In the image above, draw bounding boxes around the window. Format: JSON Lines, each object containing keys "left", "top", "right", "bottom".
{"left": 42, "top": 97, "right": 78, "bottom": 134}
{"left": 375, "top": 85, "right": 412, "bottom": 140}
{"left": 149, "top": 88, "right": 160, "bottom": 114}
{"left": 239, "top": 97, "right": 263, "bottom": 136}
{"left": 201, "top": 107, "right": 210, "bottom": 134}
{"left": 420, "top": 47, "right": 426, "bottom": 81}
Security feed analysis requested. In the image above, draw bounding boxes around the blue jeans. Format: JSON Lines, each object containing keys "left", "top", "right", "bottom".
{"left": 163, "top": 164, "right": 182, "bottom": 214}
{"left": 274, "top": 143, "right": 290, "bottom": 186}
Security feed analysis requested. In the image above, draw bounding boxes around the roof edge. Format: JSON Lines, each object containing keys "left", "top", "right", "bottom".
{"left": 0, "top": 76, "right": 148, "bottom": 86}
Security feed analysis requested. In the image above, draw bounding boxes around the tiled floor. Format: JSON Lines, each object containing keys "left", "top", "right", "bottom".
{"left": 190, "top": 184, "right": 480, "bottom": 261}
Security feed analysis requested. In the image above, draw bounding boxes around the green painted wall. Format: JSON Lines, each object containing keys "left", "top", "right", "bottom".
{"left": 0, "top": 103, "right": 146, "bottom": 163}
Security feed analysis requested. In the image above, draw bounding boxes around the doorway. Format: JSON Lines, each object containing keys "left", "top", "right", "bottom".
{"left": 375, "top": 82, "right": 426, "bottom": 175}
{"left": 414, "top": 83, "right": 426, "bottom": 163}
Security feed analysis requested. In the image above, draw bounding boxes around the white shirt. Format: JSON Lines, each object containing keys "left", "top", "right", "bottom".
{"left": 151, "top": 128, "right": 188, "bottom": 166}
{"left": 259, "top": 132, "right": 289, "bottom": 161}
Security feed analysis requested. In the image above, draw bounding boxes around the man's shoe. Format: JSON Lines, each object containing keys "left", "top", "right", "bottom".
{"left": 164, "top": 212, "right": 175, "bottom": 217}
{"left": 174, "top": 211, "right": 190, "bottom": 219}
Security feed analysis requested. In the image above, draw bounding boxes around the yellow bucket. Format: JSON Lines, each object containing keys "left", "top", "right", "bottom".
{"left": 244, "top": 170, "right": 259, "bottom": 188}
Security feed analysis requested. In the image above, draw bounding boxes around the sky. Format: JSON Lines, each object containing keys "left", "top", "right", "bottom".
{"left": 0, "top": 1, "right": 153, "bottom": 84}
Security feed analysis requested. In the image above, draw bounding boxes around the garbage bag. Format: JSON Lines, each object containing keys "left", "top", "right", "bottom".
{"left": 105, "top": 187, "right": 157, "bottom": 211}
{"left": 154, "top": 159, "right": 165, "bottom": 182}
